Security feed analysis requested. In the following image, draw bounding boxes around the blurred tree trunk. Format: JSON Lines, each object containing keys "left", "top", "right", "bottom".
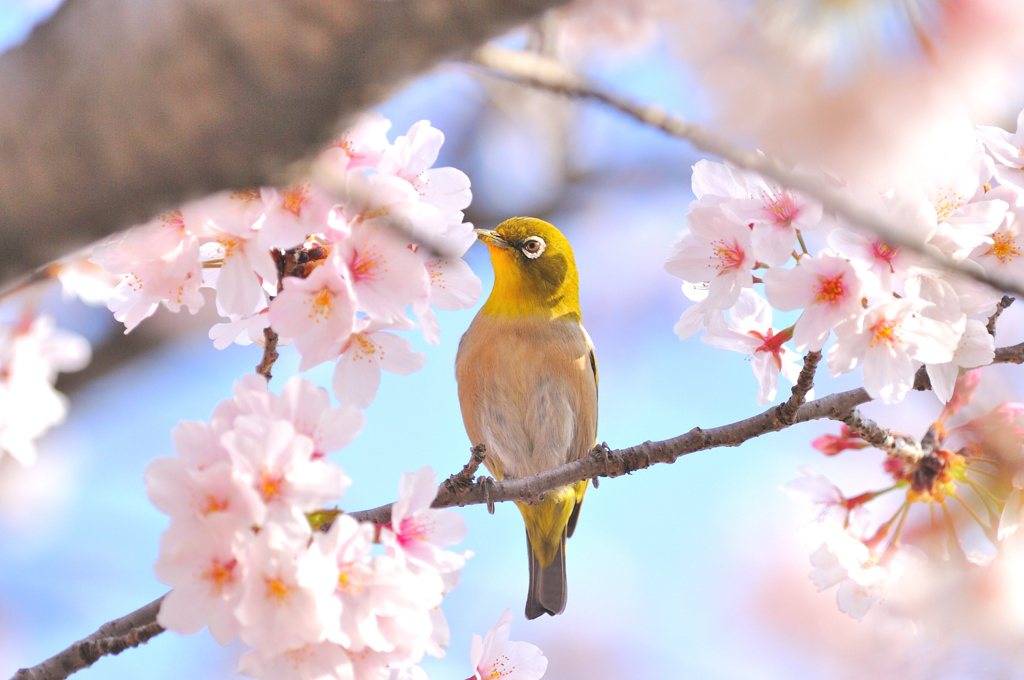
{"left": 0, "top": 0, "right": 567, "bottom": 279}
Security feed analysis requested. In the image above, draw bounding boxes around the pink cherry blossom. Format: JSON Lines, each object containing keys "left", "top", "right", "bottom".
{"left": 762, "top": 254, "right": 864, "bottom": 351}
{"left": 827, "top": 298, "right": 959, "bottom": 403}
{"left": 722, "top": 174, "right": 822, "bottom": 266}
{"left": 380, "top": 121, "right": 473, "bottom": 216}
{"left": 269, "top": 257, "right": 358, "bottom": 371}
{"left": 222, "top": 416, "right": 350, "bottom": 531}
{"left": 259, "top": 181, "right": 340, "bottom": 251}
{"left": 210, "top": 310, "right": 273, "bottom": 350}
{"left": 0, "top": 315, "right": 91, "bottom": 465}
{"left": 665, "top": 202, "right": 755, "bottom": 309}
{"left": 332, "top": 323, "right": 426, "bottom": 409}
{"left": 154, "top": 517, "right": 248, "bottom": 644}
{"left": 146, "top": 458, "right": 262, "bottom": 529}
{"left": 702, "top": 289, "right": 804, "bottom": 405}
{"left": 324, "top": 112, "right": 393, "bottom": 171}
{"left": 94, "top": 211, "right": 205, "bottom": 331}
{"left": 236, "top": 526, "right": 337, "bottom": 657}
{"left": 382, "top": 467, "right": 468, "bottom": 574}
{"left": 471, "top": 610, "right": 547, "bottom": 680}
{"left": 237, "top": 641, "right": 354, "bottom": 680}
{"left": 337, "top": 219, "right": 429, "bottom": 324}
{"left": 780, "top": 466, "right": 866, "bottom": 530}
{"left": 186, "top": 191, "right": 277, "bottom": 318}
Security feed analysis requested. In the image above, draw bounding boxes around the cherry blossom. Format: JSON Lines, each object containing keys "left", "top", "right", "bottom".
{"left": 268, "top": 256, "right": 358, "bottom": 371}
{"left": 379, "top": 120, "right": 473, "bottom": 217}
{"left": 237, "top": 641, "right": 354, "bottom": 680}
{"left": 332, "top": 322, "right": 426, "bottom": 409}
{"left": 811, "top": 425, "right": 869, "bottom": 456}
{"left": 827, "top": 189, "right": 935, "bottom": 297}
{"left": 155, "top": 518, "right": 249, "bottom": 644}
{"left": 223, "top": 416, "right": 350, "bottom": 532}
{"left": 762, "top": 253, "right": 864, "bottom": 352}
{"left": 0, "top": 315, "right": 91, "bottom": 465}
{"left": 702, "top": 289, "right": 804, "bottom": 405}
{"left": 924, "top": 319, "right": 995, "bottom": 404}
{"left": 827, "top": 298, "right": 958, "bottom": 403}
{"left": 186, "top": 191, "right": 277, "bottom": 318}
{"left": 780, "top": 466, "right": 867, "bottom": 531}
{"left": 383, "top": 467, "right": 468, "bottom": 574}
{"left": 722, "top": 174, "right": 822, "bottom": 266}
{"left": 665, "top": 202, "right": 756, "bottom": 309}
{"left": 470, "top": 610, "right": 547, "bottom": 680}
{"left": 325, "top": 112, "right": 393, "bottom": 171}
{"left": 94, "top": 211, "right": 204, "bottom": 332}
{"left": 236, "top": 525, "right": 337, "bottom": 656}
{"left": 337, "top": 219, "right": 429, "bottom": 324}
{"left": 978, "top": 109, "right": 1024, "bottom": 190}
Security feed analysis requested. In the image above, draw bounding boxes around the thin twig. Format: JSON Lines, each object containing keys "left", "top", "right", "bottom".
{"left": 988, "top": 296, "right": 1015, "bottom": 336}
{"left": 840, "top": 409, "right": 923, "bottom": 463}
{"left": 12, "top": 597, "right": 164, "bottom": 680}
{"left": 471, "top": 45, "right": 1024, "bottom": 300}
{"left": 255, "top": 327, "right": 280, "bottom": 381}
{"left": 773, "top": 351, "right": 821, "bottom": 426}
{"left": 443, "top": 444, "right": 488, "bottom": 496}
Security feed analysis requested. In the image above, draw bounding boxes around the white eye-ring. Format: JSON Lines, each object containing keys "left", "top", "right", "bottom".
{"left": 521, "top": 236, "right": 546, "bottom": 259}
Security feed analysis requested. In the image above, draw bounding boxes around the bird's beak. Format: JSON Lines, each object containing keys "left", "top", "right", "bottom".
{"left": 474, "top": 228, "right": 510, "bottom": 249}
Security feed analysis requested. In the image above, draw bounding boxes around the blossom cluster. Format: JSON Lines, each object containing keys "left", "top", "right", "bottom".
{"left": 0, "top": 313, "right": 90, "bottom": 465}
{"left": 665, "top": 116, "right": 1024, "bottom": 405}
{"left": 146, "top": 375, "right": 469, "bottom": 680}
{"left": 783, "top": 371, "right": 1024, "bottom": 621}
{"left": 92, "top": 114, "right": 481, "bottom": 409}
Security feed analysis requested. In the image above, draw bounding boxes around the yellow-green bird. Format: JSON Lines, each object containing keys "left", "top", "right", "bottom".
{"left": 455, "top": 216, "right": 597, "bottom": 619}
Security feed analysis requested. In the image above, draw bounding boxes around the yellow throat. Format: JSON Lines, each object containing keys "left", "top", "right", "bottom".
{"left": 476, "top": 217, "right": 581, "bottom": 320}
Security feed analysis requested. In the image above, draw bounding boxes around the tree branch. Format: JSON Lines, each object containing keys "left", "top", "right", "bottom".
{"left": 11, "top": 596, "right": 165, "bottom": 680}
{"left": 23, "top": 342, "right": 1024, "bottom": 678}
{"left": 470, "top": 45, "right": 1024, "bottom": 300}
{"left": 772, "top": 350, "right": 821, "bottom": 427}
{"left": 0, "top": 0, "right": 570, "bottom": 279}
{"left": 988, "top": 296, "right": 1015, "bottom": 336}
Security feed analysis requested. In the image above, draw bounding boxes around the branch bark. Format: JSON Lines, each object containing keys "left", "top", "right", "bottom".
{"left": 471, "top": 45, "right": 1024, "bottom": 300}
{"left": 12, "top": 596, "right": 165, "bottom": 680}
{"left": 0, "top": 0, "right": 569, "bottom": 279}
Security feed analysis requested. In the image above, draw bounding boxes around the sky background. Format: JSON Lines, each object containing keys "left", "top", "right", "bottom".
{"left": 4, "top": 3, "right": 1024, "bottom": 680}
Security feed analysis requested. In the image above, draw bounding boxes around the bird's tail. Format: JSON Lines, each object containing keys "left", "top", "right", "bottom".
{"left": 517, "top": 480, "right": 588, "bottom": 619}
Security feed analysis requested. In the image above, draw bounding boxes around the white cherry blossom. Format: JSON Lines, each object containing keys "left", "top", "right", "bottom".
{"left": 665, "top": 202, "right": 756, "bottom": 310}
{"left": 702, "top": 289, "right": 804, "bottom": 405}
{"left": 762, "top": 254, "right": 864, "bottom": 352}
{"left": 471, "top": 610, "right": 547, "bottom": 680}
{"left": 977, "top": 109, "right": 1024, "bottom": 190}
{"left": 721, "top": 174, "right": 822, "bottom": 266}
{"left": 332, "top": 322, "right": 426, "bottom": 409}
{"left": 0, "top": 316, "right": 91, "bottom": 465}
{"left": 827, "top": 298, "right": 959, "bottom": 403}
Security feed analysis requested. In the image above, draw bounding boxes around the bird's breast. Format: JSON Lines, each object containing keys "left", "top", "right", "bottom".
{"left": 455, "top": 314, "right": 597, "bottom": 480}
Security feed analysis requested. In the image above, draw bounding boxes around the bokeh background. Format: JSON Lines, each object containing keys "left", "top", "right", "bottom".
{"left": 6, "top": 1, "right": 1024, "bottom": 679}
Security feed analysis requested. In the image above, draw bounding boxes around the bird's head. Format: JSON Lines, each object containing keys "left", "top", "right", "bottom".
{"left": 475, "top": 217, "right": 581, "bottom": 320}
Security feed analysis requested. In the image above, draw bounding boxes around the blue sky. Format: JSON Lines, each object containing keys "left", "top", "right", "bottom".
{"left": 4, "top": 5, "right": 1024, "bottom": 680}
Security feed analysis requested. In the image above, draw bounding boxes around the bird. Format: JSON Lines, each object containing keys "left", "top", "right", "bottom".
{"left": 455, "top": 216, "right": 597, "bottom": 619}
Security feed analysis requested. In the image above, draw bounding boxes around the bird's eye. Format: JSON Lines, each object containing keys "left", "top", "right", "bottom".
{"left": 521, "top": 237, "right": 546, "bottom": 259}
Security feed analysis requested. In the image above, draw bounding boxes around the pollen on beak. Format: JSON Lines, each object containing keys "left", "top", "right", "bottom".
{"left": 474, "top": 228, "right": 509, "bottom": 249}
